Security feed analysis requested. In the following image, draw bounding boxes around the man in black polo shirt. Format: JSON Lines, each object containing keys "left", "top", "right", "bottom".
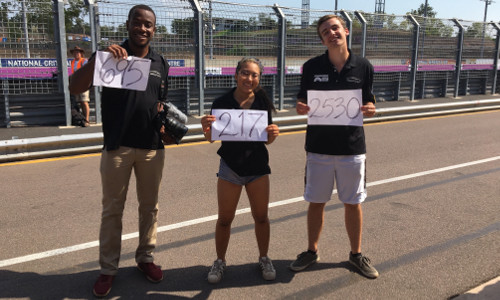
{"left": 69, "top": 4, "right": 169, "bottom": 296}
{"left": 289, "top": 14, "right": 379, "bottom": 279}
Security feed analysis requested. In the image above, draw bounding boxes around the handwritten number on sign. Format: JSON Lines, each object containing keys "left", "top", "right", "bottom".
{"left": 248, "top": 112, "right": 265, "bottom": 137}
{"left": 124, "top": 60, "right": 143, "bottom": 87}
{"left": 219, "top": 112, "right": 238, "bottom": 137}
{"left": 93, "top": 51, "right": 151, "bottom": 91}
{"left": 309, "top": 98, "right": 322, "bottom": 118}
{"left": 310, "top": 97, "right": 360, "bottom": 120}
{"left": 239, "top": 112, "right": 244, "bottom": 137}
{"left": 116, "top": 59, "right": 129, "bottom": 85}
{"left": 99, "top": 56, "right": 144, "bottom": 87}
{"left": 217, "top": 111, "right": 266, "bottom": 138}
{"left": 100, "top": 56, "right": 116, "bottom": 84}
{"left": 346, "top": 97, "right": 361, "bottom": 119}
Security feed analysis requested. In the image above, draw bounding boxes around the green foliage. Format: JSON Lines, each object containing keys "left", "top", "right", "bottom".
{"left": 409, "top": 3, "right": 437, "bottom": 18}
{"left": 65, "top": 0, "right": 89, "bottom": 35}
{"left": 0, "top": 0, "right": 90, "bottom": 41}
{"left": 395, "top": 3, "right": 454, "bottom": 38}
{"left": 226, "top": 44, "right": 247, "bottom": 56}
{"left": 257, "top": 13, "right": 277, "bottom": 30}
{"left": 171, "top": 18, "right": 194, "bottom": 36}
{"left": 465, "top": 22, "right": 485, "bottom": 38}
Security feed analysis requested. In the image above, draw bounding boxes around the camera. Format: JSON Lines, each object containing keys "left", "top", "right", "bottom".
{"left": 157, "top": 102, "right": 189, "bottom": 144}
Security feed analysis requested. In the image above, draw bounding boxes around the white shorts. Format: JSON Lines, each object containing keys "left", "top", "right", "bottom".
{"left": 74, "top": 90, "right": 90, "bottom": 102}
{"left": 304, "top": 152, "right": 366, "bottom": 205}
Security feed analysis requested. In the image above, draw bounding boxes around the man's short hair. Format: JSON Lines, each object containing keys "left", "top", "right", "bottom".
{"left": 128, "top": 4, "right": 156, "bottom": 24}
{"left": 316, "top": 15, "right": 347, "bottom": 40}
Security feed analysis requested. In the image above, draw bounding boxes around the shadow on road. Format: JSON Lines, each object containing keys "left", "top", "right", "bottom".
{"left": 0, "top": 259, "right": 357, "bottom": 299}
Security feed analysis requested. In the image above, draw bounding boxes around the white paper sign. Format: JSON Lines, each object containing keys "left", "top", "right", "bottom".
{"left": 307, "top": 89, "right": 363, "bottom": 126}
{"left": 211, "top": 109, "right": 268, "bottom": 142}
{"left": 93, "top": 51, "right": 151, "bottom": 91}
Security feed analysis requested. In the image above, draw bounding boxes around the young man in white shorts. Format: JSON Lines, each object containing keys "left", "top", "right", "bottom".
{"left": 289, "top": 14, "right": 379, "bottom": 279}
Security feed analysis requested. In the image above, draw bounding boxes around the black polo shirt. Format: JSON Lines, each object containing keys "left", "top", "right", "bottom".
{"left": 100, "top": 40, "right": 170, "bottom": 151}
{"left": 298, "top": 50, "right": 375, "bottom": 155}
{"left": 211, "top": 88, "right": 273, "bottom": 176}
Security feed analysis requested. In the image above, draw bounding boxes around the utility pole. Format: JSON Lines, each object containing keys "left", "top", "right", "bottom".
{"left": 209, "top": 0, "right": 213, "bottom": 59}
{"left": 21, "top": 0, "right": 30, "bottom": 58}
{"left": 301, "top": 0, "right": 310, "bottom": 29}
{"left": 480, "top": 0, "right": 494, "bottom": 58}
{"left": 375, "top": 0, "right": 385, "bottom": 14}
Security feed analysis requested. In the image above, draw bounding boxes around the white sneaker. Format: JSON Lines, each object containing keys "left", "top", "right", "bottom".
{"left": 207, "top": 259, "right": 226, "bottom": 284}
{"left": 259, "top": 256, "right": 276, "bottom": 281}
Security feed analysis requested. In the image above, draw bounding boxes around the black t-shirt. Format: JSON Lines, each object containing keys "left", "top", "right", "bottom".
{"left": 100, "top": 40, "right": 170, "bottom": 151}
{"left": 298, "top": 50, "right": 375, "bottom": 155}
{"left": 211, "top": 88, "right": 273, "bottom": 177}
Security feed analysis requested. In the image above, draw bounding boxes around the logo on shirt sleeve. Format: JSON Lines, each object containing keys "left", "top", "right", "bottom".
{"left": 313, "top": 74, "right": 329, "bottom": 82}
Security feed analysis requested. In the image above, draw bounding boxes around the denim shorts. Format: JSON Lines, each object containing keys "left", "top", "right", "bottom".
{"left": 217, "top": 158, "right": 264, "bottom": 186}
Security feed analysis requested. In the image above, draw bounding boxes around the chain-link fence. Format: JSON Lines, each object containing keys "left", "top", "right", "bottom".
{"left": 1, "top": 0, "right": 499, "bottom": 127}
{"left": 0, "top": 0, "right": 58, "bottom": 93}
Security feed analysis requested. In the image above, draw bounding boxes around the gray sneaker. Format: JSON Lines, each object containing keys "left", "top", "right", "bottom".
{"left": 289, "top": 251, "right": 319, "bottom": 272}
{"left": 259, "top": 256, "right": 276, "bottom": 280}
{"left": 349, "top": 252, "right": 379, "bottom": 279}
{"left": 207, "top": 259, "right": 226, "bottom": 284}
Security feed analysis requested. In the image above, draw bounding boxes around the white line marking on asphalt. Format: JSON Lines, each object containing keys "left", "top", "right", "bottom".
{"left": 1, "top": 156, "right": 499, "bottom": 268}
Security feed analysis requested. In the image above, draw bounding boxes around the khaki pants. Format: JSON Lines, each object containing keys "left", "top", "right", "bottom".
{"left": 99, "top": 146, "right": 165, "bottom": 275}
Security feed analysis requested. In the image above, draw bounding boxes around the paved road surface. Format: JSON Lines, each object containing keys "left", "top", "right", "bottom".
{"left": 0, "top": 110, "right": 499, "bottom": 299}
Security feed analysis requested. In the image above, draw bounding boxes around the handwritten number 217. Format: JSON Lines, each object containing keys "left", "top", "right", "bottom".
{"left": 219, "top": 112, "right": 265, "bottom": 138}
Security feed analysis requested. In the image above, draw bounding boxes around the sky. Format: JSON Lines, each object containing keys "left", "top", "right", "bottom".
{"left": 247, "top": 0, "right": 500, "bottom": 23}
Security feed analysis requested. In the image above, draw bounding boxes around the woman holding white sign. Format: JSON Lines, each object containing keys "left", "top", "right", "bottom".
{"left": 200, "top": 57, "right": 279, "bottom": 284}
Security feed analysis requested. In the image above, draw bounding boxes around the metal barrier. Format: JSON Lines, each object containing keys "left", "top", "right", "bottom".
{"left": 1, "top": 0, "right": 500, "bottom": 127}
{"left": 1, "top": 99, "right": 499, "bottom": 163}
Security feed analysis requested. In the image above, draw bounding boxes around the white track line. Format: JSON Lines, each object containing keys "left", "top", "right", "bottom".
{"left": 1, "top": 156, "right": 499, "bottom": 268}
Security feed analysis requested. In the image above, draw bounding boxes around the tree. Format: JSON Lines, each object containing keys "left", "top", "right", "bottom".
{"left": 1, "top": 0, "right": 90, "bottom": 41}
{"left": 257, "top": 13, "right": 277, "bottom": 30}
{"left": 464, "top": 22, "right": 484, "bottom": 38}
{"left": 410, "top": 3, "right": 437, "bottom": 18}
{"left": 407, "top": 3, "right": 453, "bottom": 37}
{"left": 65, "top": 0, "right": 89, "bottom": 35}
{"left": 171, "top": 18, "right": 194, "bottom": 37}
{"left": 0, "top": 2, "right": 9, "bottom": 27}
{"left": 4, "top": 0, "right": 53, "bottom": 40}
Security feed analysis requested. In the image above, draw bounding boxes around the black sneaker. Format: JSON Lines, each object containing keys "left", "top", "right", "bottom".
{"left": 289, "top": 251, "right": 319, "bottom": 272}
{"left": 349, "top": 252, "right": 379, "bottom": 279}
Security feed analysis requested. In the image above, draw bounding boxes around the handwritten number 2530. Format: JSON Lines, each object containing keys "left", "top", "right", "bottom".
{"left": 99, "top": 56, "right": 143, "bottom": 87}
{"left": 219, "top": 112, "right": 265, "bottom": 138}
{"left": 309, "top": 97, "right": 361, "bottom": 119}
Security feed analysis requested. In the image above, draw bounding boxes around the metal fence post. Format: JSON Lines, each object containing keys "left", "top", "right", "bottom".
{"left": 273, "top": 4, "right": 285, "bottom": 111}
{"left": 53, "top": 0, "right": 71, "bottom": 126}
{"left": 407, "top": 15, "right": 420, "bottom": 101}
{"left": 340, "top": 10, "right": 352, "bottom": 49}
{"left": 491, "top": 22, "right": 500, "bottom": 94}
{"left": 85, "top": 0, "right": 101, "bottom": 124}
{"left": 188, "top": 0, "right": 205, "bottom": 116}
{"left": 2, "top": 80, "right": 11, "bottom": 128}
{"left": 354, "top": 11, "right": 366, "bottom": 57}
{"left": 21, "top": 0, "right": 30, "bottom": 58}
{"left": 452, "top": 19, "right": 464, "bottom": 98}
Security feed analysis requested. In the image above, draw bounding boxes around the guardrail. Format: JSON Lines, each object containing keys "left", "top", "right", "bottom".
{"left": 1, "top": 99, "right": 500, "bottom": 163}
